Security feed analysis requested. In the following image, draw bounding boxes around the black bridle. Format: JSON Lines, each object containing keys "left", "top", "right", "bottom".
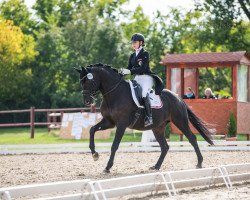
{"left": 80, "top": 75, "right": 98, "bottom": 101}
{"left": 102, "top": 77, "right": 123, "bottom": 96}
{"left": 80, "top": 74, "right": 123, "bottom": 101}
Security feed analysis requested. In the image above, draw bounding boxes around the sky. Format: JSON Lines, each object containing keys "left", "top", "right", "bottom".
{"left": 24, "top": 0, "right": 196, "bottom": 19}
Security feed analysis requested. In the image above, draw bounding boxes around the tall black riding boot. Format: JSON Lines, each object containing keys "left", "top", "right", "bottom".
{"left": 143, "top": 95, "right": 153, "bottom": 127}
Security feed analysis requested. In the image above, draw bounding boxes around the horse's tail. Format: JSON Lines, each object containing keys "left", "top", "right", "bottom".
{"left": 187, "top": 106, "right": 214, "bottom": 145}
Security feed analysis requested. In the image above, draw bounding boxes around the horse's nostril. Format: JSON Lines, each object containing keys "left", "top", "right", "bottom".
{"left": 85, "top": 100, "right": 90, "bottom": 105}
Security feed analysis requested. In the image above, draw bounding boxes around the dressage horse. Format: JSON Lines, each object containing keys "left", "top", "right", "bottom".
{"left": 75, "top": 63, "right": 214, "bottom": 173}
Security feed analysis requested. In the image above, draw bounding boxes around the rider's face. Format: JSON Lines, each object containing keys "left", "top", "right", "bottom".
{"left": 132, "top": 41, "right": 141, "bottom": 50}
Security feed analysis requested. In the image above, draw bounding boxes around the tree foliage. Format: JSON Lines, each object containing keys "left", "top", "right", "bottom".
{"left": 0, "top": 18, "right": 37, "bottom": 109}
{"left": 0, "top": 0, "right": 249, "bottom": 110}
{"left": 0, "top": 0, "right": 35, "bottom": 34}
{"left": 195, "top": 0, "right": 250, "bottom": 21}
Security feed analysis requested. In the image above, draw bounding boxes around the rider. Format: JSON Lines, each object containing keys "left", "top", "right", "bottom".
{"left": 121, "top": 33, "right": 153, "bottom": 127}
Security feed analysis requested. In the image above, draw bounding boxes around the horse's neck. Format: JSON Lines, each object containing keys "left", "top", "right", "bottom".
{"left": 99, "top": 69, "right": 121, "bottom": 94}
{"left": 97, "top": 69, "right": 135, "bottom": 113}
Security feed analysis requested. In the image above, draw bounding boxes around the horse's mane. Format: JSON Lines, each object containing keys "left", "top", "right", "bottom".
{"left": 86, "top": 63, "right": 119, "bottom": 74}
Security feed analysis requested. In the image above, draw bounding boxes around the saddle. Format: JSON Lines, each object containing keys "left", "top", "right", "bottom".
{"left": 131, "top": 80, "right": 143, "bottom": 105}
{"left": 127, "top": 80, "right": 163, "bottom": 109}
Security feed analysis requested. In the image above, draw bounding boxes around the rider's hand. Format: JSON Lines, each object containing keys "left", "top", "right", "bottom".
{"left": 120, "top": 68, "right": 131, "bottom": 75}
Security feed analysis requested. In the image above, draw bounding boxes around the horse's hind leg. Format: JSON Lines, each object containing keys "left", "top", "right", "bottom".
{"left": 172, "top": 114, "right": 203, "bottom": 168}
{"left": 172, "top": 113, "right": 203, "bottom": 168}
{"left": 151, "top": 124, "right": 169, "bottom": 170}
{"left": 89, "top": 118, "right": 114, "bottom": 161}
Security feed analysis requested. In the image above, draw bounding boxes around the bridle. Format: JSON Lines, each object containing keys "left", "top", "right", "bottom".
{"left": 80, "top": 74, "right": 123, "bottom": 100}
{"left": 103, "top": 77, "right": 123, "bottom": 96}
{"left": 80, "top": 75, "right": 98, "bottom": 101}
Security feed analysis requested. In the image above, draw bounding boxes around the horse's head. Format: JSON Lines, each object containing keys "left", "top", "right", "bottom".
{"left": 75, "top": 64, "right": 123, "bottom": 106}
{"left": 75, "top": 66, "right": 101, "bottom": 106}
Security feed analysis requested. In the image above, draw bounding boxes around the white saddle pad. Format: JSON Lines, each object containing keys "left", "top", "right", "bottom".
{"left": 128, "top": 80, "right": 163, "bottom": 109}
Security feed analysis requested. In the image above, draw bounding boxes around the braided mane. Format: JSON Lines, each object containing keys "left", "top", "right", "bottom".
{"left": 86, "top": 63, "right": 119, "bottom": 73}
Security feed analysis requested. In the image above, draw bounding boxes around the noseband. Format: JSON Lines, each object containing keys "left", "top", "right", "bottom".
{"left": 80, "top": 75, "right": 98, "bottom": 100}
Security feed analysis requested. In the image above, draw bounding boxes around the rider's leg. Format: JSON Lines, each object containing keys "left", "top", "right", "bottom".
{"left": 140, "top": 75, "right": 154, "bottom": 127}
{"left": 143, "top": 94, "right": 153, "bottom": 126}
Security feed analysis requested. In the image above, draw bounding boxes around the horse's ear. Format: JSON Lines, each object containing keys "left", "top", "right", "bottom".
{"left": 81, "top": 66, "right": 88, "bottom": 73}
{"left": 74, "top": 67, "right": 81, "bottom": 74}
{"left": 81, "top": 67, "right": 86, "bottom": 72}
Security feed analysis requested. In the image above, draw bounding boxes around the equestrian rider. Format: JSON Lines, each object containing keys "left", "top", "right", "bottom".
{"left": 121, "top": 33, "right": 153, "bottom": 127}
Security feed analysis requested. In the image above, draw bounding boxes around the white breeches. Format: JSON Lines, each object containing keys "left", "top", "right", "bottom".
{"left": 134, "top": 75, "right": 154, "bottom": 97}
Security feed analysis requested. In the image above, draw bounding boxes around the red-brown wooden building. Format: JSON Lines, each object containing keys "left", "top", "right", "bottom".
{"left": 161, "top": 51, "right": 250, "bottom": 140}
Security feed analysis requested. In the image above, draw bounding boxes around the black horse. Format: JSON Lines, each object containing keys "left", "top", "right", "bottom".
{"left": 75, "top": 63, "right": 214, "bottom": 173}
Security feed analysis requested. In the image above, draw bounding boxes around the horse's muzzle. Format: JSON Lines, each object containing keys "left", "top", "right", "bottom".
{"left": 84, "top": 99, "right": 92, "bottom": 106}
{"left": 82, "top": 90, "right": 96, "bottom": 107}
{"left": 84, "top": 95, "right": 95, "bottom": 106}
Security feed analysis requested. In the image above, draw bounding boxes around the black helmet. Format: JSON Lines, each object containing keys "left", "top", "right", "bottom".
{"left": 131, "top": 33, "right": 145, "bottom": 42}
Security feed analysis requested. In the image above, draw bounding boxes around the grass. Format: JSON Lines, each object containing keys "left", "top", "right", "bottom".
{"left": 0, "top": 127, "right": 143, "bottom": 144}
{"left": 0, "top": 127, "right": 248, "bottom": 145}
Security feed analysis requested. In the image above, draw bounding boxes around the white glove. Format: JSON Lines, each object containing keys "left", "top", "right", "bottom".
{"left": 120, "top": 68, "right": 131, "bottom": 75}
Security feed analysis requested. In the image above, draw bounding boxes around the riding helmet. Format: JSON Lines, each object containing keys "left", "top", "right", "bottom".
{"left": 131, "top": 33, "right": 145, "bottom": 42}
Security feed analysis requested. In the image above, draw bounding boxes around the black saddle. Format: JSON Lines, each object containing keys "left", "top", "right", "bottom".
{"left": 131, "top": 80, "right": 143, "bottom": 105}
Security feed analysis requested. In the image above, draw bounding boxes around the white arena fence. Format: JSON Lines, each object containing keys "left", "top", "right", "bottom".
{"left": 0, "top": 163, "right": 249, "bottom": 200}
{"left": 0, "top": 141, "right": 250, "bottom": 155}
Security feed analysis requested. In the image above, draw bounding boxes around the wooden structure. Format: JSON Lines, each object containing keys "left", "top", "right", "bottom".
{"left": 161, "top": 51, "right": 250, "bottom": 139}
{"left": 0, "top": 107, "right": 96, "bottom": 138}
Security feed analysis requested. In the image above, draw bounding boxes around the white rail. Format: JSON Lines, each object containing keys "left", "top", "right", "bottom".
{"left": 0, "top": 180, "right": 90, "bottom": 200}
{"left": 0, "top": 163, "right": 249, "bottom": 200}
{"left": 0, "top": 141, "right": 250, "bottom": 155}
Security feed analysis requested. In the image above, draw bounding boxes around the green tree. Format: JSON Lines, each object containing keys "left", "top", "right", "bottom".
{"left": 195, "top": 0, "right": 250, "bottom": 21}
{"left": 96, "top": 0, "right": 128, "bottom": 19}
{"left": 121, "top": 5, "right": 150, "bottom": 39}
{"left": 194, "top": 0, "right": 250, "bottom": 52}
{"left": 33, "top": 0, "right": 59, "bottom": 24}
{"left": 0, "top": 0, "right": 35, "bottom": 34}
{"left": 198, "top": 67, "right": 232, "bottom": 98}
{"left": 32, "top": 4, "right": 130, "bottom": 108}
{"left": 64, "top": 6, "right": 129, "bottom": 68}
{"left": 0, "top": 18, "right": 37, "bottom": 109}
{"left": 33, "top": 0, "right": 129, "bottom": 28}
{"left": 33, "top": 24, "right": 75, "bottom": 108}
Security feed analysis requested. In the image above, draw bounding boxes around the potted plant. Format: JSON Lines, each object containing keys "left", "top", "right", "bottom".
{"left": 226, "top": 112, "right": 237, "bottom": 141}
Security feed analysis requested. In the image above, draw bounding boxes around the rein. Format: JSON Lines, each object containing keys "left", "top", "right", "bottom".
{"left": 103, "top": 77, "right": 123, "bottom": 96}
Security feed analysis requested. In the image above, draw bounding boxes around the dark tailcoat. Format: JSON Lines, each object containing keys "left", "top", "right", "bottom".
{"left": 127, "top": 48, "right": 164, "bottom": 95}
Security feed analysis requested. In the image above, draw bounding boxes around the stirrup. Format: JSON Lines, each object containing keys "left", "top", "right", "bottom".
{"left": 145, "top": 117, "right": 153, "bottom": 127}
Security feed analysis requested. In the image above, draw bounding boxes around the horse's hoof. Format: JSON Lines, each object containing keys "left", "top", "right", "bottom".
{"left": 92, "top": 152, "right": 99, "bottom": 161}
{"left": 149, "top": 166, "right": 159, "bottom": 170}
{"left": 103, "top": 169, "right": 110, "bottom": 174}
{"left": 196, "top": 164, "right": 202, "bottom": 169}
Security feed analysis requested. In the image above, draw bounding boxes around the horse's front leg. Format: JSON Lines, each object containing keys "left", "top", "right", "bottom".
{"left": 89, "top": 118, "right": 114, "bottom": 161}
{"left": 104, "top": 125, "right": 126, "bottom": 173}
